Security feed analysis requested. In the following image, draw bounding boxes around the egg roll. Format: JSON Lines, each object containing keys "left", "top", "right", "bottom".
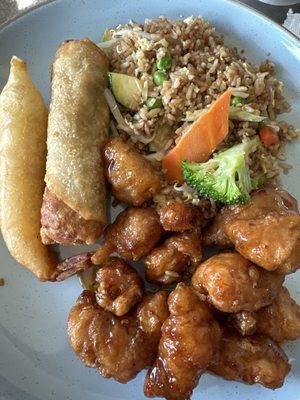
{"left": 0, "top": 57, "right": 56, "bottom": 280}
{"left": 41, "top": 39, "right": 110, "bottom": 245}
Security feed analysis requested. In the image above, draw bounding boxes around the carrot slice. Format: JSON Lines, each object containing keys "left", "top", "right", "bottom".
{"left": 259, "top": 126, "right": 278, "bottom": 148}
{"left": 162, "top": 88, "right": 232, "bottom": 183}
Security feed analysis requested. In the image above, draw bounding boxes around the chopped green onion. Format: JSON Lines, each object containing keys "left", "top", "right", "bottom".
{"left": 231, "top": 96, "right": 246, "bottom": 107}
{"left": 156, "top": 53, "right": 172, "bottom": 71}
{"left": 153, "top": 70, "right": 168, "bottom": 86}
{"left": 146, "top": 97, "right": 163, "bottom": 110}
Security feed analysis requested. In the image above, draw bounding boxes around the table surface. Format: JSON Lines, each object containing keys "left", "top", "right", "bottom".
{"left": 0, "top": 0, "right": 300, "bottom": 27}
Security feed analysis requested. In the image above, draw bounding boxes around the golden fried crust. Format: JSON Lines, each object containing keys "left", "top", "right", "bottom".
{"left": 45, "top": 39, "right": 109, "bottom": 223}
{"left": 68, "top": 290, "right": 169, "bottom": 383}
{"left": 92, "top": 207, "right": 163, "bottom": 264}
{"left": 95, "top": 257, "right": 143, "bottom": 316}
{"left": 158, "top": 201, "right": 202, "bottom": 232}
{"left": 203, "top": 184, "right": 298, "bottom": 249}
{"left": 144, "top": 284, "right": 221, "bottom": 400}
{"left": 209, "top": 330, "right": 291, "bottom": 389}
{"left": 192, "top": 252, "right": 283, "bottom": 313}
{"left": 145, "top": 230, "right": 202, "bottom": 285}
{"left": 0, "top": 57, "right": 56, "bottom": 280}
{"left": 104, "top": 137, "right": 161, "bottom": 206}
{"left": 224, "top": 213, "right": 300, "bottom": 274}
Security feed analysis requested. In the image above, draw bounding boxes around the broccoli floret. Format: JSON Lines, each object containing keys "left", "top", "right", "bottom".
{"left": 182, "top": 137, "right": 265, "bottom": 205}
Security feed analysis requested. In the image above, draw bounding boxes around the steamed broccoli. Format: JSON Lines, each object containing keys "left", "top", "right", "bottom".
{"left": 182, "top": 136, "right": 265, "bottom": 205}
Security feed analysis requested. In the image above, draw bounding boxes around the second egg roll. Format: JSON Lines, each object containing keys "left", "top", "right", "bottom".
{"left": 41, "top": 39, "right": 110, "bottom": 245}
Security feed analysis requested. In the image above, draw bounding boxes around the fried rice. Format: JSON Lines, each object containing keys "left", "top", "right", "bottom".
{"left": 102, "top": 16, "right": 298, "bottom": 220}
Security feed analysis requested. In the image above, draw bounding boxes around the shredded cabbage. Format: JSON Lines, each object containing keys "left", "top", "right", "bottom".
{"left": 183, "top": 107, "right": 266, "bottom": 123}
{"left": 104, "top": 88, "right": 133, "bottom": 133}
{"left": 97, "top": 29, "right": 157, "bottom": 49}
{"left": 229, "top": 107, "right": 267, "bottom": 122}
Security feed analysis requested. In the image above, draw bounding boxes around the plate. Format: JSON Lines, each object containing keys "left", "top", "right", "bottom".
{"left": 0, "top": 1, "right": 299, "bottom": 399}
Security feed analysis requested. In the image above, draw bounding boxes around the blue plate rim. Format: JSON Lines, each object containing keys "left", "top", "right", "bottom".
{"left": 0, "top": 0, "right": 299, "bottom": 44}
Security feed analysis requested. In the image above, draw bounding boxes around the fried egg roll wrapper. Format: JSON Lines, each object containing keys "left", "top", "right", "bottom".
{"left": 42, "top": 39, "right": 109, "bottom": 244}
{"left": 0, "top": 57, "right": 56, "bottom": 280}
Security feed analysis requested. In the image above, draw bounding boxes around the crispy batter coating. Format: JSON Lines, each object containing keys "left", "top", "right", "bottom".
{"left": 68, "top": 290, "right": 169, "bottom": 383}
{"left": 192, "top": 252, "right": 283, "bottom": 313}
{"left": 209, "top": 330, "right": 291, "bottom": 389}
{"left": 41, "top": 188, "right": 102, "bottom": 245}
{"left": 95, "top": 257, "right": 143, "bottom": 316}
{"left": 145, "top": 230, "right": 202, "bottom": 285}
{"left": 104, "top": 137, "right": 161, "bottom": 206}
{"left": 0, "top": 57, "right": 56, "bottom": 280}
{"left": 45, "top": 39, "right": 109, "bottom": 223}
{"left": 158, "top": 201, "right": 202, "bottom": 232}
{"left": 203, "top": 184, "right": 298, "bottom": 249}
{"left": 144, "top": 284, "right": 221, "bottom": 400}
{"left": 232, "top": 287, "right": 300, "bottom": 343}
{"left": 92, "top": 207, "right": 163, "bottom": 264}
{"left": 225, "top": 213, "right": 300, "bottom": 274}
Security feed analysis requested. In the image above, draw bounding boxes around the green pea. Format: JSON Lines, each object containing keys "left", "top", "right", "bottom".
{"left": 231, "top": 96, "right": 246, "bottom": 107}
{"left": 146, "top": 97, "right": 163, "bottom": 110}
{"left": 153, "top": 70, "right": 168, "bottom": 86}
{"left": 156, "top": 53, "right": 172, "bottom": 71}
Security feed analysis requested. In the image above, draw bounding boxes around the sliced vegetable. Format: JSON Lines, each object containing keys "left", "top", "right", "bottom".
{"left": 109, "top": 72, "right": 143, "bottom": 110}
{"left": 146, "top": 97, "right": 163, "bottom": 110}
{"left": 102, "top": 28, "right": 111, "bottom": 42}
{"left": 184, "top": 107, "right": 267, "bottom": 124}
{"left": 153, "top": 70, "right": 168, "bottom": 86}
{"left": 229, "top": 107, "right": 267, "bottom": 122}
{"left": 156, "top": 53, "right": 172, "bottom": 71}
{"left": 231, "top": 96, "right": 246, "bottom": 107}
{"left": 97, "top": 28, "right": 116, "bottom": 51}
{"left": 149, "top": 124, "right": 172, "bottom": 152}
{"left": 162, "top": 88, "right": 232, "bottom": 183}
{"left": 104, "top": 88, "right": 133, "bottom": 133}
{"left": 182, "top": 136, "right": 263, "bottom": 205}
{"left": 259, "top": 126, "right": 279, "bottom": 147}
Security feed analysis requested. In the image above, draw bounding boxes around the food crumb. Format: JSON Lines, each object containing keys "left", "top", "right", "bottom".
{"left": 0, "top": 278, "right": 5, "bottom": 286}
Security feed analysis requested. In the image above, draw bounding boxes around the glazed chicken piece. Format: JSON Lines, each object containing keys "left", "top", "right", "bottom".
{"left": 225, "top": 213, "right": 300, "bottom": 274}
{"left": 144, "top": 284, "right": 221, "bottom": 400}
{"left": 158, "top": 201, "right": 202, "bottom": 232}
{"left": 192, "top": 252, "right": 284, "bottom": 313}
{"left": 68, "top": 290, "right": 169, "bottom": 383}
{"left": 202, "top": 207, "right": 233, "bottom": 248}
{"left": 231, "top": 286, "right": 300, "bottom": 343}
{"left": 203, "top": 184, "right": 298, "bottom": 247}
{"left": 145, "top": 230, "right": 202, "bottom": 285}
{"left": 203, "top": 185, "right": 300, "bottom": 274}
{"left": 104, "top": 137, "right": 161, "bottom": 206}
{"left": 95, "top": 257, "right": 143, "bottom": 316}
{"left": 228, "top": 311, "right": 257, "bottom": 336}
{"left": 92, "top": 207, "right": 163, "bottom": 265}
{"left": 209, "top": 330, "right": 291, "bottom": 389}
